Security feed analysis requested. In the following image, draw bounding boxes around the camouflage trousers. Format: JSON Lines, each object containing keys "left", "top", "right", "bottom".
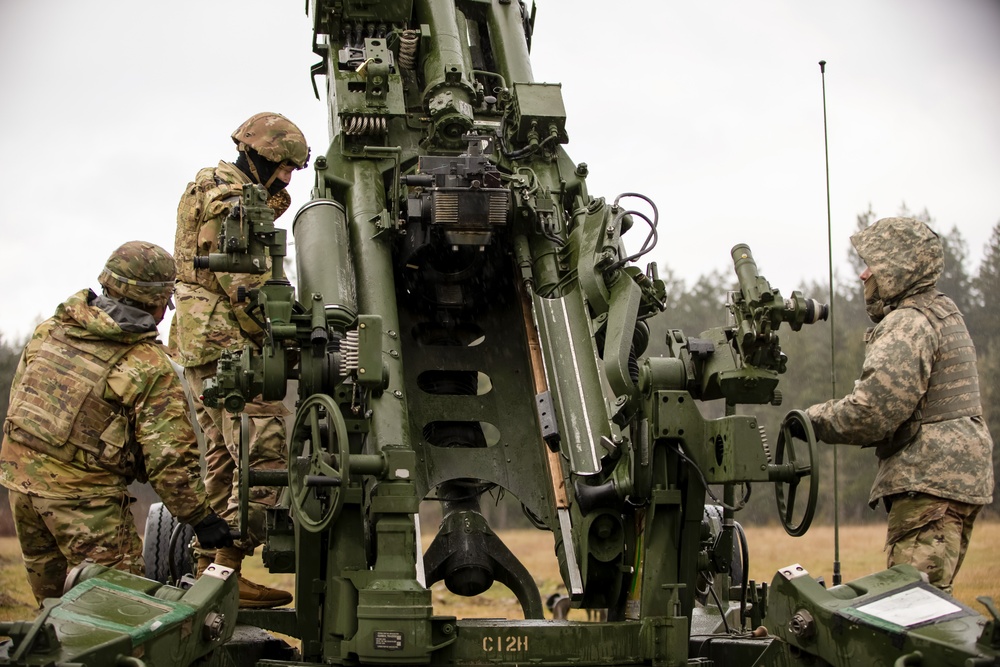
{"left": 8, "top": 490, "right": 143, "bottom": 606}
{"left": 885, "top": 491, "right": 981, "bottom": 595}
{"left": 184, "top": 362, "right": 287, "bottom": 556}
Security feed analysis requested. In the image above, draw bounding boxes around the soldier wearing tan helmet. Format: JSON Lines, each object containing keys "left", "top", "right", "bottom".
{"left": 1, "top": 241, "right": 231, "bottom": 606}
{"left": 170, "top": 112, "right": 309, "bottom": 609}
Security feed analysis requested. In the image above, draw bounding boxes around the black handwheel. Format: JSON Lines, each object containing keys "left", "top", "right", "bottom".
{"left": 773, "top": 409, "right": 819, "bottom": 537}
{"left": 288, "top": 393, "right": 350, "bottom": 533}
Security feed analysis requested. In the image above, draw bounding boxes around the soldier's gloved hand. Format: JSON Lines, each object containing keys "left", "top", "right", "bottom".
{"left": 786, "top": 418, "right": 808, "bottom": 441}
{"left": 193, "top": 512, "right": 234, "bottom": 549}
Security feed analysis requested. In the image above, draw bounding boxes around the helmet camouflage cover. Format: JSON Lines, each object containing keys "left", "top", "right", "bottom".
{"left": 98, "top": 240, "right": 176, "bottom": 309}
{"left": 231, "top": 112, "right": 310, "bottom": 168}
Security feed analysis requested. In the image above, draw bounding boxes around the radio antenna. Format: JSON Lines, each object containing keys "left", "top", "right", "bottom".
{"left": 819, "top": 60, "right": 842, "bottom": 587}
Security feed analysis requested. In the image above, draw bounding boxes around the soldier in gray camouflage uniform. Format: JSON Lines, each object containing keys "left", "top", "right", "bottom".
{"left": 170, "top": 112, "right": 308, "bottom": 608}
{"left": 801, "top": 217, "right": 994, "bottom": 594}
{"left": 0, "top": 241, "right": 232, "bottom": 606}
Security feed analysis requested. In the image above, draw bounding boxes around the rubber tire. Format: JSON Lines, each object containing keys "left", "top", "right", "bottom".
{"left": 729, "top": 520, "right": 746, "bottom": 588}
{"left": 143, "top": 502, "right": 194, "bottom": 584}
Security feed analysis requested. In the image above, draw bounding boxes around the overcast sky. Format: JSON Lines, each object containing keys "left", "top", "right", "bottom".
{"left": 2, "top": 1, "right": 998, "bottom": 343}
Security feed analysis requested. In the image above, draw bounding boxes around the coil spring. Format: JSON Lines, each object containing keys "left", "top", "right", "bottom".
{"left": 340, "top": 329, "right": 359, "bottom": 376}
{"left": 398, "top": 29, "right": 418, "bottom": 70}
{"left": 343, "top": 115, "right": 388, "bottom": 135}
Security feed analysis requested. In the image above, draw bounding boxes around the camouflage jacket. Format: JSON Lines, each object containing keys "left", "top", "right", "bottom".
{"left": 0, "top": 289, "right": 211, "bottom": 525}
{"left": 806, "top": 218, "right": 994, "bottom": 507}
{"left": 169, "top": 161, "right": 273, "bottom": 368}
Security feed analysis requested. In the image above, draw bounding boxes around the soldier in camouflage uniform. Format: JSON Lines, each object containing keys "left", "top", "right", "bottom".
{"left": 170, "top": 112, "right": 308, "bottom": 609}
{"left": 801, "top": 217, "right": 994, "bottom": 594}
{"left": 0, "top": 241, "right": 232, "bottom": 606}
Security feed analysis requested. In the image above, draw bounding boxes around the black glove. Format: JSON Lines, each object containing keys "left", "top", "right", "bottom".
{"left": 786, "top": 418, "right": 808, "bottom": 441}
{"left": 193, "top": 512, "right": 234, "bottom": 549}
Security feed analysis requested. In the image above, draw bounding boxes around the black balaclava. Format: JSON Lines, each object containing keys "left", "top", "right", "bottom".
{"left": 235, "top": 148, "right": 288, "bottom": 196}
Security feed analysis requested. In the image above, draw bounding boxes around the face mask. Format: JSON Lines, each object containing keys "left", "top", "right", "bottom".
{"left": 863, "top": 274, "right": 885, "bottom": 323}
{"left": 235, "top": 150, "right": 289, "bottom": 196}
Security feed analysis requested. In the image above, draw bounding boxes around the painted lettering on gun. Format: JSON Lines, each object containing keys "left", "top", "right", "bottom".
{"left": 482, "top": 635, "right": 529, "bottom": 653}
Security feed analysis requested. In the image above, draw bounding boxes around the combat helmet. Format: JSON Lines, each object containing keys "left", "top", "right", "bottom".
{"left": 231, "top": 112, "right": 310, "bottom": 169}
{"left": 98, "top": 241, "right": 176, "bottom": 310}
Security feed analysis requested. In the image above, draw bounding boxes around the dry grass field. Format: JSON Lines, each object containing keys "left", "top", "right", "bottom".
{"left": 413, "top": 521, "right": 1000, "bottom": 621}
{"left": 1, "top": 522, "right": 997, "bottom": 625}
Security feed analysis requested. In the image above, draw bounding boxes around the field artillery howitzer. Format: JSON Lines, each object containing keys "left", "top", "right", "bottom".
{"left": 192, "top": 188, "right": 834, "bottom": 666}
{"left": 3, "top": 0, "right": 1000, "bottom": 665}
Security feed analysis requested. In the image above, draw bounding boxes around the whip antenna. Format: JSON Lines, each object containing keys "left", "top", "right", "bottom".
{"left": 819, "top": 60, "right": 842, "bottom": 587}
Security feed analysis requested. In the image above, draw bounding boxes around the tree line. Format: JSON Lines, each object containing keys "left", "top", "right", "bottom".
{"left": 0, "top": 207, "right": 996, "bottom": 533}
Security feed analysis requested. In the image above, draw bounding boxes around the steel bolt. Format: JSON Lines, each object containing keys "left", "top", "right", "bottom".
{"left": 788, "top": 609, "right": 816, "bottom": 640}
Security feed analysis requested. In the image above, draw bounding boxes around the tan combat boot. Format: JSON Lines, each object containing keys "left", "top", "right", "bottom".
{"left": 213, "top": 546, "right": 293, "bottom": 609}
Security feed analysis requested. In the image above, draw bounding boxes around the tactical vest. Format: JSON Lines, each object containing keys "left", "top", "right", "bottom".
{"left": 174, "top": 168, "right": 241, "bottom": 290}
{"left": 4, "top": 326, "right": 145, "bottom": 479}
{"left": 874, "top": 292, "right": 982, "bottom": 459}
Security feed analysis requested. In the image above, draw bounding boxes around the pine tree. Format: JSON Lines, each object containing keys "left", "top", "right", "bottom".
{"left": 971, "top": 221, "right": 1000, "bottom": 313}
{"left": 0, "top": 333, "right": 25, "bottom": 426}
{"left": 0, "top": 333, "right": 27, "bottom": 536}
{"left": 938, "top": 225, "right": 973, "bottom": 313}
{"left": 968, "top": 221, "right": 1000, "bottom": 517}
{"left": 847, "top": 204, "right": 877, "bottom": 276}
{"left": 963, "top": 221, "right": 998, "bottom": 360}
